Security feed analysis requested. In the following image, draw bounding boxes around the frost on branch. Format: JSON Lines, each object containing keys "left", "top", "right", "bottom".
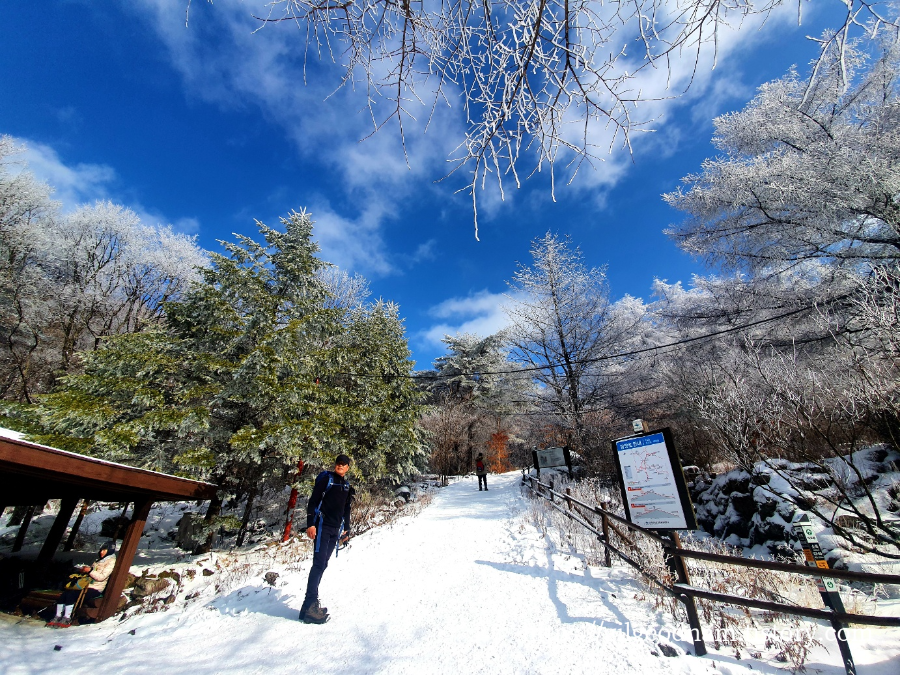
{"left": 246, "top": 0, "right": 898, "bottom": 233}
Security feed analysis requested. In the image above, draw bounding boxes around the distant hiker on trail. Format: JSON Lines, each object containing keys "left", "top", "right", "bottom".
{"left": 476, "top": 453, "right": 488, "bottom": 491}
{"left": 300, "top": 454, "right": 355, "bottom": 624}
{"left": 49, "top": 540, "right": 116, "bottom": 627}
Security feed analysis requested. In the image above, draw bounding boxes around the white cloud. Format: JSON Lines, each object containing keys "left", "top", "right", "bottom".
{"left": 133, "top": 0, "right": 464, "bottom": 273}
{"left": 418, "top": 289, "right": 515, "bottom": 349}
{"left": 11, "top": 135, "right": 201, "bottom": 237}
{"left": 132, "top": 0, "right": 827, "bottom": 238}
{"left": 20, "top": 140, "right": 116, "bottom": 210}
{"left": 550, "top": 2, "right": 807, "bottom": 202}
{"left": 410, "top": 239, "right": 437, "bottom": 263}
{"left": 309, "top": 201, "right": 396, "bottom": 277}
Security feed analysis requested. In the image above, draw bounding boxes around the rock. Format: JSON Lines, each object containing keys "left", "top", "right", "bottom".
{"left": 723, "top": 516, "right": 751, "bottom": 539}
{"left": 264, "top": 572, "right": 279, "bottom": 586}
{"left": 130, "top": 577, "right": 170, "bottom": 598}
{"left": 159, "top": 570, "right": 181, "bottom": 584}
{"left": 793, "top": 494, "right": 817, "bottom": 510}
{"left": 750, "top": 472, "right": 771, "bottom": 486}
{"left": 657, "top": 643, "right": 679, "bottom": 657}
{"left": 766, "top": 542, "right": 796, "bottom": 558}
{"left": 163, "top": 594, "right": 176, "bottom": 605}
{"left": 202, "top": 568, "right": 214, "bottom": 577}
{"left": 757, "top": 499, "right": 778, "bottom": 519}
{"left": 176, "top": 512, "right": 205, "bottom": 551}
{"left": 720, "top": 475, "right": 751, "bottom": 495}
{"left": 750, "top": 520, "right": 788, "bottom": 546}
{"left": 100, "top": 515, "right": 129, "bottom": 539}
{"left": 730, "top": 492, "right": 756, "bottom": 517}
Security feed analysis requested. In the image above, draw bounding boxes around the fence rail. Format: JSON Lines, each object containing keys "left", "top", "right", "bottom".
{"left": 523, "top": 474, "right": 900, "bottom": 674}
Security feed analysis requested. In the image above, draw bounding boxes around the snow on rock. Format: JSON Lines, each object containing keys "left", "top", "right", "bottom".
{"left": 689, "top": 446, "right": 900, "bottom": 570}
{"left": 2, "top": 473, "right": 899, "bottom": 674}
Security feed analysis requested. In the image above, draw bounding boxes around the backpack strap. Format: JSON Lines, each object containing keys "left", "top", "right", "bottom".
{"left": 313, "top": 472, "right": 334, "bottom": 553}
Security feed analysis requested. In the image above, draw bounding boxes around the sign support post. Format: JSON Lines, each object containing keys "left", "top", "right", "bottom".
{"left": 662, "top": 532, "right": 706, "bottom": 656}
{"left": 612, "top": 426, "right": 704, "bottom": 655}
{"left": 793, "top": 514, "right": 856, "bottom": 675}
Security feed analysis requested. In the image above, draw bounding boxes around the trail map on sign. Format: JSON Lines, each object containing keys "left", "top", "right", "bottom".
{"left": 615, "top": 432, "right": 688, "bottom": 529}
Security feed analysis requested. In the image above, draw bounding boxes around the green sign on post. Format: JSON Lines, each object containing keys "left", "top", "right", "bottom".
{"left": 792, "top": 514, "right": 855, "bottom": 675}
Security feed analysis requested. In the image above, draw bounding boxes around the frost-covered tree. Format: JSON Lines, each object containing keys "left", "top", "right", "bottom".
{"left": 317, "top": 267, "right": 371, "bottom": 310}
{"left": 37, "top": 211, "right": 424, "bottom": 544}
{"left": 665, "top": 35, "right": 900, "bottom": 273}
{"left": 504, "top": 232, "right": 643, "bottom": 449}
{"left": 0, "top": 138, "right": 205, "bottom": 402}
{"left": 0, "top": 137, "right": 58, "bottom": 401}
{"left": 420, "top": 332, "right": 530, "bottom": 475}
{"left": 429, "top": 332, "right": 524, "bottom": 405}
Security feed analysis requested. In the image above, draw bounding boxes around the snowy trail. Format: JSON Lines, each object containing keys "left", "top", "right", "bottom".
{"left": 2, "top": 473, "right": 898, "bottom": 674}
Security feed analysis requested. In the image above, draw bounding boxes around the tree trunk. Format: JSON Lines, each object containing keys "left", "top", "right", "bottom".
{"left": 64, "top": 500, "right": 91, "bottom": 551}
{"left": 12, "top": 504, "right": 37, "bottom": 552}
{"left": 197, "top": 492, "right": 223, "bottom": 554}
{"left": 236, "top": 485, "right": 259, "bottom": 548}
{"left": 9, "top": 504, "right": 29, "bottom": 527}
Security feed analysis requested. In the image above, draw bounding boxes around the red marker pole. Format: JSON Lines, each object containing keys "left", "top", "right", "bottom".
{"left": 282, "top": 458, "right": 305, "bottom": 542}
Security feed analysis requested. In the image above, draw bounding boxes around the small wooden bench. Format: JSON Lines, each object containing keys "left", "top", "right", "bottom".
{"left": 17, "top": 590, "right": 60, "bottom": 617}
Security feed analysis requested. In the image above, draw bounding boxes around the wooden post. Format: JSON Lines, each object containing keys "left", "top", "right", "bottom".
{"left": 565, "top": 487, "right": 573, "bottom": 511}
{"left": 600, "top": 500, "right": 612, "bottom": 568}
{"left": 96, "top": 498, "right": 152, "bottom": 622}
{"left": 11, "top": 504, "right": 37, "bottom": 552}
{"left": 64, "top": 500, "right": 91, "bottom": 551}
{"left": 36, "top": 497, "right": 78, "bottom": 566}
{"left": 666, "top": 532, "right": 707, "bottom": 656}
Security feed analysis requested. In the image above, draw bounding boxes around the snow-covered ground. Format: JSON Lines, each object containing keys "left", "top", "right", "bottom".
{"left": 2, "top": 473, "right": 898, "bottom": 674}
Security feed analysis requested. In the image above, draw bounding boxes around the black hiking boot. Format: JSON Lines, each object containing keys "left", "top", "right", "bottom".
{"left": 302, "top": 601, "right": 329, "bottom": 624}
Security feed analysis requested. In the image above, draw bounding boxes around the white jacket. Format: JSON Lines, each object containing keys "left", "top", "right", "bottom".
{"left": 88, "top": 553, "right": 117, "bottom": 592}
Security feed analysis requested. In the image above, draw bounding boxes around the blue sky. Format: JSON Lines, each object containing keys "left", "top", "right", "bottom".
{"left": 0, "top": 0, "right": 846, "bottom": 368}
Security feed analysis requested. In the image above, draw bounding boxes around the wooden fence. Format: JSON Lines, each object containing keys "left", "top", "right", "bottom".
{"left": 523, "top": 474, "right": 900, "bottom": 675}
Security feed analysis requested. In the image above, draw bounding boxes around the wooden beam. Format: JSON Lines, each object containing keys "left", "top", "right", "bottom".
{"left": 0, "top": 437, "right": 217, "bottom": 501}
{"left": 96, "top": 498, "right": 152, "bottom": 622}
{"left": 11, "top": 504, "right": 37, "bottom": 552}
{"left": 36, "top": 497, "right": 78, "bottom": 566}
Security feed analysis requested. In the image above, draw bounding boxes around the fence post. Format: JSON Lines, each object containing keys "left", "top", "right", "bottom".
{"left": 665, "top": 532, "right": 707, "bottom": 657}
{"left": 565, "top": 488, "right": 572, "bottom": 512}
{"left": 600, "top": 501, "right": 612, "bottom": 568}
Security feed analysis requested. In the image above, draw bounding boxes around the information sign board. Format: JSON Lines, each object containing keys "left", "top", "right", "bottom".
{"left": 535, "top": 447, "right": 567, "bottom": 468}
{"left": 612, "top": 428, "right": 697, "bottom": 530}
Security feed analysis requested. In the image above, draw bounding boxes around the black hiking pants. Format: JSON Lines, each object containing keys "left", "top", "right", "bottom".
{"left": 303, "top": 524, "right": 341, "bottom": 610}
{"left": 59, "top": 587, "right": 100, "bottom": 606}
{"left": 478, "top": 474, "right": 488, "bottom": 490}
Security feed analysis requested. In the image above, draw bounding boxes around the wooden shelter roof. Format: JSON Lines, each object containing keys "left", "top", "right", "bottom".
{"left": 0, "top": 433, "right": 217, "bottom": 504}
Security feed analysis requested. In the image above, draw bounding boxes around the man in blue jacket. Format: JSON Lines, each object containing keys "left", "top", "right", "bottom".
{"left": 300, "top": 454, "right": 355, "bottom": 624}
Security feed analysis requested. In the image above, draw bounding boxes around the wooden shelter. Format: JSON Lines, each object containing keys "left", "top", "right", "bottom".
{"left": 0, "top": 433, "right": 217, "bottom": 622}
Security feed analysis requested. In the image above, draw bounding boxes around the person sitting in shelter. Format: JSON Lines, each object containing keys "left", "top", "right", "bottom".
{"left": 49, "top": 540, "right": 117, "bottom": 627}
